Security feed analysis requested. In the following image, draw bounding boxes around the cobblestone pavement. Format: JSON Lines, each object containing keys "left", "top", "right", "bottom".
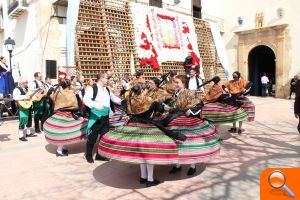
{"left": 0, "top": 97, "right": 299, "bottom": 200}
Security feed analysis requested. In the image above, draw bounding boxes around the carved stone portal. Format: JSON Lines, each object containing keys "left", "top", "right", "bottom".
{"left": 235, "top": 24, "right": 289, "bottom": 98}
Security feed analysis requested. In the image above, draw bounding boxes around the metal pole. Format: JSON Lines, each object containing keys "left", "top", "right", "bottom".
{"left": 9, "top": 51, "right": 12, "bottom": 73}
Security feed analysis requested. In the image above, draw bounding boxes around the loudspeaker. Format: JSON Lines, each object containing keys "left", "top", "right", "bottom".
{"left": 45, "top": 60, "right": 57, "bottom": 79}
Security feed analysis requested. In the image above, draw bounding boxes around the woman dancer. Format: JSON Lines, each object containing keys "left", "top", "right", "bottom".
{"left": 201, "top": 76, "right": 249, "bottom": 126}
{"left": 165, "top": 75, "right": 220, "bottom": 175}
{"left": 99, "top": 83, "right": 183, "bottom": 187}
{"left": 43, "top": 79, "right": 87, "bottom": 156}
{"left": 224, "top": 71, "right": 255, "bottom": 134}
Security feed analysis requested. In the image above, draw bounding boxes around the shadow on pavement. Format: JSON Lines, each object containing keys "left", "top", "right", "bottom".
{"left": 45, "top": 141, "right": 86, "bottom": 155}
{"left": 0, "top": 134, "right": 11, "bottom": 142}
{"left": 93, "top": 160, "right": 206, "bottom": 189}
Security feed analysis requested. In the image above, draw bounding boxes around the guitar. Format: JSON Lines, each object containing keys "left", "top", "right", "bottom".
{"left": 18, "top": 88, "right": 43, "bottom": 109}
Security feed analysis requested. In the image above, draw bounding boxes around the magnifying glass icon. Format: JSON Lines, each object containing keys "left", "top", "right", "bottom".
{"left": 268, "top": 170, "right": 295, "bottom": 198}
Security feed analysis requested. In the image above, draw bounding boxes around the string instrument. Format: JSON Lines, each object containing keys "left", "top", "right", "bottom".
{"left": 18, "top": 88, "right": 43, "bottom": 109}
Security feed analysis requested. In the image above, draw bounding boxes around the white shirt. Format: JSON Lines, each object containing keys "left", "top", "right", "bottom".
{"left": 261, "top": 76, "right": 269, "bottom": 84}
{"left": 13, "top": 87, "right": 28, "bottom": 101}
{"left": 122, "top": 79, "right": 130, "bottom": 90}
{"left": 75, "top": 82, "right": 84, "bottom": 99}
{"left": 83, "top": 84, "right": 122, "bottom": 115}
{"left": 188, "top": 76, "right": 204, "bottom": 92}
{"left": 28, "top": 79, "right": 44, "bottom": 90}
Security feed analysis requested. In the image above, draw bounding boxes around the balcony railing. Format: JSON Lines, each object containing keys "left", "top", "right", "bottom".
{"left": 8, "top": 0, "right": 28, "bottom": 19}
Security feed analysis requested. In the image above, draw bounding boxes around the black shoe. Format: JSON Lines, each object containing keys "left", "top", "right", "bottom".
{"left": 26, "top": 133, "right": 37, "bottom": 137}
{"left": 95, "top": 154, "right": 109, "bottom": 161}
{"left": 146, "top": 179, "right": 161, "bottom": 187}
{"left": 238, "top": 129, "right": 242, "bottom": 135}
{"left": 85, "top": 154, "right": 94, "bottom": 163}
{"left": 35, "top": 128, "right": 41, "bottom": 134}
{"left": 228, "top": 128, "right": 237, "bottom": 133}
{"left": 19, "top": 137, "right": 28, "bottom": 142}
{"left": 56, "top": 151, "right": 68, "bottom": 157}
{"left": 62, "top": 149, "right": 69, "bottom": 154}
{"left": 169, "top": 166, "right": 182, "bottom": 174}
{"left": 187, "top": 167, "right": 196, "bottom": 176}
{"left": 140, "top": 178, "right": 147, "bottom": 184}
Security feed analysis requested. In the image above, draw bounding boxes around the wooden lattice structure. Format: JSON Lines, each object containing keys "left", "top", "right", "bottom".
{"left": 194, "top": 19, "right": 227, "bottom": 87}
{"left": 75, "top": 0, "right": 227, "bottom": 83}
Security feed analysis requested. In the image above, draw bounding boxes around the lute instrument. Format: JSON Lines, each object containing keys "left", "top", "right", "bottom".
{"left": 18, "top": 88, "right": 43, "bottom": 109}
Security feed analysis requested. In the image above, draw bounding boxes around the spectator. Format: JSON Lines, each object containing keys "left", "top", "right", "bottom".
{"left": 294, "top": 75, "right": 300, "bottom": 133}
{"left": 261, "top": 72, "right": 269, "bottom": 97}
{"left": 289, "top": 75, "right": 297, "bottom": 99}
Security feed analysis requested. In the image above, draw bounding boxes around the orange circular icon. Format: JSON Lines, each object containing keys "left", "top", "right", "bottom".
{"left": 268, "top": 170, "right": 286, "bottom": 188}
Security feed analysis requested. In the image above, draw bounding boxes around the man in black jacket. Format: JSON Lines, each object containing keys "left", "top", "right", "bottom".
{"left": 294, "top": 76, "right": 300, "bottom": 133}
{"left": 290, "top": 75, "right": 297, "bottom": 99}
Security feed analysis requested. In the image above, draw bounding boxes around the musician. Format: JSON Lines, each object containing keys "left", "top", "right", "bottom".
{"left": 83, "top": 72, "right": 122, "bottom": 163}
{"left": 187, "top": 68, "right": 204, "bottom": 94}
{"left": 41, "top": 76, "right": 54, "bottom": 125}
{"left": 0, "top": 56, "right": 15, "bottom": 96}
{"left": 13, "top": 77, "right": 36, "bottom": 141}
{"left": 29, "top": 72, "right": 46, "bottom": 133}
{"left": 224, "top": 71, "right": 255, "bottom": 134}
{"left": 44, "top": 76, "right": 53, "bottom": 92}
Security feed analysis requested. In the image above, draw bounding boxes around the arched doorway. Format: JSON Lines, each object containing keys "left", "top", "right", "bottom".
{"left": 248, "top": 45, "right": 276, "bottom": 96}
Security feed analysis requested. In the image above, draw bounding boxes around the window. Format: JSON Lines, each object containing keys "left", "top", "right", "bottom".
{"left": 45, "top": 60, "right": 57, "bottom": 79}
{"left": 193, "top": 0, "right": 202, "bottom": 19}
{"left": 149, "top": 0, "right": 162, "bottom": 8}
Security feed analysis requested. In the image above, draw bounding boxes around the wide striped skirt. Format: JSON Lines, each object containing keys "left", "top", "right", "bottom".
{"left": 44, "top": 111, "right": 88, "bottom": 146}
{"left": 201, "top": 102, "right": 249, "bottom": 124}
{"left": 98, "top": 122, "right": 179, "bottom": 165}
{"left": 166, "top": 115, "right": 220, "bottom": 164}
{"left": 237, "top": 97, "right": 255, "bottom": 121}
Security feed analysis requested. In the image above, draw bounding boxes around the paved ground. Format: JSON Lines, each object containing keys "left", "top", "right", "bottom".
{"left": 0, "top": 97, "right": 299, "bottom": 200}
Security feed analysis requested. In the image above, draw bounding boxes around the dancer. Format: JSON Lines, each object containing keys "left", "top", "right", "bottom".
{"left": 99, "top": 83, "right": 188, "bottom": 187}
{"left": 83, "top": 72, "right": 122, "bottom": 163}
{"left": 201, "top": 76, "right": 249, "bottom": 127}
{"left": 164, "top": 75, "right": 220, "bottom": 175}
{"left": 224, "top": 71, "right": 255, "bottom": 134}
{"left": 43, "top": 79, "right": 87, "bottom": 156}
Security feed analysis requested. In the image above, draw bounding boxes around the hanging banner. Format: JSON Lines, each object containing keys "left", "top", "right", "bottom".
{"left": 130, "top": 2, "right": 202, "bottom": 74}
{"left": 66, "top": 0, "right": 80, "bottom": 66}
{"left": 210, "top": 22, "right": 231, "bottom": 79}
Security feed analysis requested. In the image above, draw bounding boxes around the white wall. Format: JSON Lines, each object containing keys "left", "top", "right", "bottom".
{"left": 222, "top": 0, "right": 300, "bottom": 78}
{"left": 201, "top": 0, "right": 224, "bottom": 19}
{"left": 3, "top": 0, "right": 67, "bottom": 82}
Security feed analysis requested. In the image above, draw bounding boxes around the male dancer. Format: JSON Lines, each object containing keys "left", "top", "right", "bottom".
{"left": 83, "top": 72, "right": 122, "bottom": 163}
